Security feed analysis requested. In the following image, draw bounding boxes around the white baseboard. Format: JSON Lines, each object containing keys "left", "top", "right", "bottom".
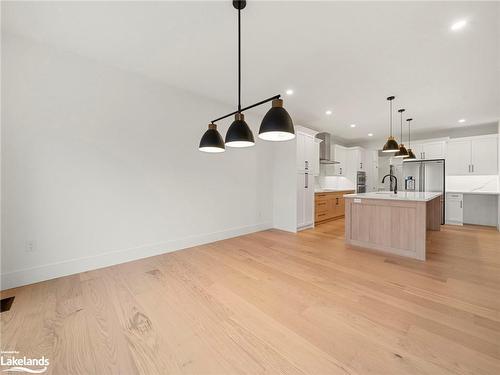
{"left": 1, "top": 222, "right": 272, "bottom": 290}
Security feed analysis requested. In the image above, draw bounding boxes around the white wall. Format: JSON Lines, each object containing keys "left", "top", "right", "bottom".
{"left": 1, "top": 34, "right": 274, "bottom": 289}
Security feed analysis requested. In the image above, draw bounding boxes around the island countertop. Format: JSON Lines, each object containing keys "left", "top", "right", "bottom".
{"left": 344, "top": 191, "right": 442, "bottom": 202}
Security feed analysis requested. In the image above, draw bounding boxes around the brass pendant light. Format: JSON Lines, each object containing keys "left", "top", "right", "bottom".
{"left": 395, "top": 108, "right": 409, "bottom": 158}
{"left": 382, "top": 96, "right": 399, "bottom": 152}
{"left": 406, "top": 118, "right": 416, "bottom": 159}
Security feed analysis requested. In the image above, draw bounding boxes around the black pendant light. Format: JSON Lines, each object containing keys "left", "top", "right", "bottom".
{"left": 225, "top": 113, "right": 255, "bottom": 147}
{"left": 259, "top": 98, "right": 295, "bottom": 141}
{"left": 199, "top": 123, "right": 225, "bottom": 153}
{"left": 406, "top": 118, "right": 416, "bottom": 159}
{"left": 199, "top": 0, "right": 294, "bottom": 152}
{"left": 382, "top": 96, "right": 399, "bottom": 153}
{"left": 395, "top": 108, "right": 409, "bottom": 158}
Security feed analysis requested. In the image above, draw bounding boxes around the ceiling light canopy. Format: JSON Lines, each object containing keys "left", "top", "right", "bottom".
{"left": 382, "top": 96, "right": 399, "bottom": 153}
{"left": 199, "top": 0, "right": 294, "bottom": 153}
{"left": 458, "top": 118, "right": 466, "bottom": 123}
{"left": 368, "top": 133, "right": 373, "bottom": 137}
{"left": 350, "top": 124, "right": 356, "bottom": 128}
{"left": 325, "top": 110, "right": 332, "bottom": 115}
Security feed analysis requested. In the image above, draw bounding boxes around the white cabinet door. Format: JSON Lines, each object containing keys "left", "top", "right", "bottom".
{"left": 359, "top": 149, "right": 366, "bottom": 171}
{"left": 411, "top": 143, "right": 424, "bottom": 160}
{"left": 446, "top": 193, "right": 463, "bottom": 225}
{"left": 422, "top": 141, "right": 446, "bottom": 159}
{"left": 446, "top": 139, "right": 471, "bottom": 175}
{"left": 296, "top": 133, "right": 307, "bottom": 171}
{"left": 471, "top": 137, "right": 498, "bottom": 175}
{"left": 312, "top": 140, "right": 321, "bottom": 176}
{"left": 304, "top": 173, "right": 314, "bottom": 227}
{"left": 334, "top": 145, "right": 346, "bottom": 175}
{"left": 296, "top": 173, "right": 305, "bottom": 228}
{"left": 297, "top": 172, "right": 313, "bottom": 230}
{"left": 304, "top": 134, "right": 315, "bottom": 172}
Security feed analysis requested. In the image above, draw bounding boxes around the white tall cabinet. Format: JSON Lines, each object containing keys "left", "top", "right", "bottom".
{"left": 296, "top": 128, "right": 318, "bottom": 230}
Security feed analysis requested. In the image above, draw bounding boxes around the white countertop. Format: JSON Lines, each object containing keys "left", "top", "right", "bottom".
{"left": 447, "top": 190, "right": 500, "bottom": 195}
{"left": 344, "top": 191, "right": 442, "bottom": 202}
{"left": 315, "top": 188, "right": 356, "bottom": 193}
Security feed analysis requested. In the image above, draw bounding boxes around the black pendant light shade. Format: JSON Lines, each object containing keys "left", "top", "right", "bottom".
{"left": 406, "top": 118, "right": 416, "bottom": 159}
{"left": 382, "top": 96, "right": 399, "bottom": 153}
{"left": 258, "top": 99, "right": 295, "bottom": 141}
{"left": 199, "top": 123, "right": 225, "bottom": 153}
{"left": 383, "top": 137, "right": 400, "bottom": 152}
{"left": 225, "top": 113, "right": 255, "bottom": 147}
{"left": 395, "top": 108, "right": 409, "bottom": 158}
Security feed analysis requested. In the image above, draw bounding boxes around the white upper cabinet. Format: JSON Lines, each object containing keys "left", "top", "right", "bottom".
{"left": 333, "top": 144, "right": 347, "bottom": 175}
{"left": 296, "top": 131, "right": 316, "bottom": 172}
{"left": 470, "top": 136, "right": 498, "bottom": 175}
{"left": 446, "top": 139, "right": 470, "bottom": 175}
{"left": 410, "top": 140, "right": 446, "bottom": 160}
{"left": 422, "top": 141, "right": 446, "bottom": 160}
{"left": 312, "top": 139, "right": 321, "bottom": 176}
{"left": 446, "top": 134, "right": 498, "bottom": 175}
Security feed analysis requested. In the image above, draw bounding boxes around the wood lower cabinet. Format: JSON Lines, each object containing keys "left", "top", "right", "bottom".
{"left": 315, "top": 190, "right": 354, "bottom": 224}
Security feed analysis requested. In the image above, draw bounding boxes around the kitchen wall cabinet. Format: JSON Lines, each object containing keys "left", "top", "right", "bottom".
{"left": 446, "top": 135, "right": 498, "bottom": 175}
{"left": 312, "top": 139, "right": 321, "bottom": 176}
{"left": 333, "top": 144, "right": 347, "bottom": 176}
{"left": 296, "top": 132, "right": 315, "bottom": 172}
{"left": 446, "top": 193, "right": 463, "bottom": 225}
{"left": 411, "top": 140, "right": 446, "bottom": 160}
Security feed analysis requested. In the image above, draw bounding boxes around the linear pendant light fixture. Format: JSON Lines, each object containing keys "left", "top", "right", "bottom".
{"left": 199, "top": 0, "right": 295, "bottom": 153}
{"left": 382, "top": 96, "right": 399, "bottom": 152}
{"left": 395, "top": 108, "right": 409, "bottom": 158}
{"left": 406, "top": 118, "right": 416, "bottom": 159}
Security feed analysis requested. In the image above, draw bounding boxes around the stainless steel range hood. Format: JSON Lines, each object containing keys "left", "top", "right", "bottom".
{"left": 315, "top": 132, "right": 339, "bottom": 164}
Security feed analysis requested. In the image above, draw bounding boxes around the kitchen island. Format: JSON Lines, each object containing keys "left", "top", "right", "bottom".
{"left": 344, "top": 191, "right": 442, "bottom": 260}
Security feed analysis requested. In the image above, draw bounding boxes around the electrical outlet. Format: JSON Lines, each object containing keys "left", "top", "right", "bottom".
{"left": 26, "top": 240, "right": 36, "bottom": 252}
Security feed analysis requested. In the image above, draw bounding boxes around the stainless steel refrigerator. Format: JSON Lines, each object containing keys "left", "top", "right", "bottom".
{"left": 403, "top": 159, "right": 445, "bottom": 224}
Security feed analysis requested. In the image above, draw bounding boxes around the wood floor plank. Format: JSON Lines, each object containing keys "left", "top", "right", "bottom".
{"left": 2, "top": 220, "right": 500, "bottom": 374}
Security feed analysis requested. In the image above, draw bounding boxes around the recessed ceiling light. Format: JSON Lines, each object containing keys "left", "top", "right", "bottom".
{"left": 451, "top": 19, "right": 467, "bottom": 31}
{"left": 350, "top": 124, "right": 356, "bottom": 128}
{"left": 458, "top": 118, "right": 466, "bottom": 123}
{"left": 368, "top": 133, "right": 373, "bottom": 137}
{"left": 325, "top": 110, "right": 332, "bottom": 115}
{"left": 286, "top": 89, "right": 294, "bottom": 95}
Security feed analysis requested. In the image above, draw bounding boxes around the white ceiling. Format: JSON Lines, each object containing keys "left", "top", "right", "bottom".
{"left": 2, "top": 1, "right": 499, "bottom": 141}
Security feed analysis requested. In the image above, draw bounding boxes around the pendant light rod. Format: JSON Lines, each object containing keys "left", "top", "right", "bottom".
{"left": 398, "top": 108, "right": 405, "bottom": 140}
{"left": 407, "top": 118, "right": 413, "bottom": 145}
{"left": 211, "top": 94, "right": 281, "bottom": 123}
{"left": 387, "top": 96, "right": 395, "bottom": 136}
{"left": 238, "top": 6, "right": 241, "bottom": 111}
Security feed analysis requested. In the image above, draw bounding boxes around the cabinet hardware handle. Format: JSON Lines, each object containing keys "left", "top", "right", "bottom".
{"left": 460, "top": 201, "right": 462, "bottom": 208}
{"left": 305, "top": 173, "right": 308, "bottom": 188}
{"left": 472, "top": 164, "right": 474, "bottom": 173}
{"left": 336, "top": 197, "right": 339, "bottom": 205}
{"left": 340, "top": 167, "right": 342, "bottom": 174}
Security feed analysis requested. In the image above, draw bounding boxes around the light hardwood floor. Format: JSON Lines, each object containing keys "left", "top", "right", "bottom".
{"left": 2, "top": 220, "right": 500, "bottom": 374}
